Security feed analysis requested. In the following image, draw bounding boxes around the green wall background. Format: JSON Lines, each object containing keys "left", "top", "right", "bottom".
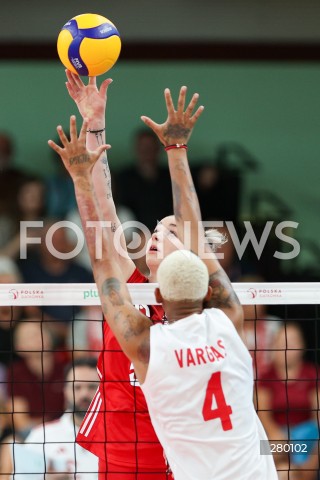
{"left": 0, "top": 60, "right": 319, "bottom": 271}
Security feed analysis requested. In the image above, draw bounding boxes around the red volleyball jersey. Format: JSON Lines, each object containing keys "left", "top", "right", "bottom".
{"left": 77, "top": 268, "right": 169, "bottom": 471}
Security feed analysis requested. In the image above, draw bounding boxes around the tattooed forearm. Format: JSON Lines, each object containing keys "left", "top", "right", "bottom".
{"left": 101, "top": 155, "right": 113, "bottom": 199}
{"left": 123, "top": 314, "right": 146, "bottom": 341}
{"left": 112, "top": 310, "right": 150, "bottom": 363}
{"left": 102, "top": 277, "right": 125, "bottom": 306}
{"left": 206, "top": 270, "right": 240, "bottom": 309}
{"left": 171, "top": 180, "right": 182, "bottom": 220}
{"left": 74, "top": 185, "right": 100, "bottom": 254}
{"left": 172, "top": 160, "right": 201, "bottom": 217}
{"left": 113, "top": 311, "right": 146, "bottom": 339}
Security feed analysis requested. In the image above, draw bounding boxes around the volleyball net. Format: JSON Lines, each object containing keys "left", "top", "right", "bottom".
{"left": 0, "top": 282, "right": 319, "bottom": 479}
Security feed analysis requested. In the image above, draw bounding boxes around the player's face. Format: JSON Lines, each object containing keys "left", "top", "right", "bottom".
{"left": 15, "top": 321, "right": 52, "bottom": 357}
{"left": 65, "top": 366, "right": 99, "bottom": 421}
{"left": 145, "top": 215, "right": 185, "bottom": 270}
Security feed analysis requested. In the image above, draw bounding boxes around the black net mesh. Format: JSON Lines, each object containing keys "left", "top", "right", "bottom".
{"left": 0, "top": 283, "right": 319, "bottom": 479}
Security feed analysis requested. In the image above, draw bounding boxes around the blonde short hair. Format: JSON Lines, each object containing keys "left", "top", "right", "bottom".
{"left": 157, "top": 250, "right": 209, "bottom": 302}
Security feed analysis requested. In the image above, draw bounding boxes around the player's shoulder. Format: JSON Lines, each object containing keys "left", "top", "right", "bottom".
{"left": 204, "top": 306, "right": 233, "bottom": 323}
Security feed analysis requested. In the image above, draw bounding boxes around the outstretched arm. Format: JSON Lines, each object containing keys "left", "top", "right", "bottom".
{"left": 48, "top": 117, "right": 151, "bottom": 382}
{"left": 65, "top": 70, "right": 135, "bottom": 279}
{"left": 48, "top": 116, "right": 110, "bottom": 261}
{"left": 142, "top": 87, "right": 243, "bottom": 334}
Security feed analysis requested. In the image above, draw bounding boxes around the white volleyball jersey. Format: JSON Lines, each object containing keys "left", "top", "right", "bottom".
{"left": 20, "top": 412, "right": 98, "bottom": 479}
{"left": 141, "top": 308, "right": 278, "bottom": 480}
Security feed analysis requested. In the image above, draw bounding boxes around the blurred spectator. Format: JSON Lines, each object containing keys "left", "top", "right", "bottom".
{"left": 0, "top": 132, "right": 28, "bottom": 249}
{"left": 68, "top": 306, "right": 103, "bottom": 360}
{"left": 17, "top": 219, "right": 93, "bottom": 343}
{"left": 6, "top": 319, "right": 66, "bottom": 438}
{"left": 193, "top": 163, "right": 241, "bottom": 222}
{"left": 0, "top": 395, "right": 10, "bottom": 443}
{"left": 45, "top": 132, "right": 77, "bottom": 219}
{"left": 0, "top": 256, "right": 22, "bottom": 369}
{"left": 240, "top": 275, "right": 282, "bottom": 380}
{"left": 117, "top": 128, "right": 172, "bottom": 231}
{"left": 0, "top": 176, "right": 46, "bottom": 260}
{"left": 289, "top": 445, "right": 320, "bottom": 480}
{"left": 0, "top": 365, "right": 6, "bottom": 405}
{"left": 193, "top": 142, "right": 259, "bottom": 223}
{"left": 256, "top": 322, "right": 318, "bottom": 473}
{"left": 21, "top": 357, "right": 99, "bottom": 479}
{"left": 16, "top": 176, "right": 46, "bottom": 223}
{"left": 244, "top": 302, "right": 282, "bottom": 379}
{"left": 0, "top": 397, "right": 21, "bottom": 480}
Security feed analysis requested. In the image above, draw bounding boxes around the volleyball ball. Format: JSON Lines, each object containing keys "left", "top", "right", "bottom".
{"left": 57, "top": 13, "right": 121, "bottom": 77}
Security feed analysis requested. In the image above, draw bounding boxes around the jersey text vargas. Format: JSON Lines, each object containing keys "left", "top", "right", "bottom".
{"left": 174, "top": 339, "right": 226, "bottom": 368}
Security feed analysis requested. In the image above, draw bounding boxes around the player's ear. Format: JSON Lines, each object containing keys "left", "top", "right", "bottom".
{"left": 204, "top": 286, "right": 212, "bottom": 302}
{"left": 154, "top": 287, "right": 163, "bottom": 304}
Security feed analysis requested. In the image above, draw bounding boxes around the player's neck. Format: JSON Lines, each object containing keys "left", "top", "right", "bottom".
{"left": 164, "top": 300, "right": 204, "bottom": 324}
{"left": 148, "top": 266, "right": 158, "bottom": 283}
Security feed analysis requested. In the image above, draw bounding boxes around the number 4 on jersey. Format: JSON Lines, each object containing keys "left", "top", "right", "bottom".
{"left": 202, "top": 371, "right": 233, "bottom": 431}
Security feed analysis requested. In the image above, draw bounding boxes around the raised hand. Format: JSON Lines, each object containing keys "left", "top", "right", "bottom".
{"left": 48, "top": 115, "right": 110, "bottom": 181}
{"left": 141, "top": 86, "right": 204, "bottom": 146}
{"left": 65, "top": 69, "right": 112, "bottom": 127}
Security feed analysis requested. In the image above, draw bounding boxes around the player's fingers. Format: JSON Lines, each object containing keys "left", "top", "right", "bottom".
{"left": 88, "top": 76, "right": 97, "bottom": 86}
{"left": 56, "top": 124, "right": 69, "bottom": 147}
{"left": 185, "top": 93, "right": 199, "bottom": 118}
{"left": 141, "top": 116, "right": 160, "bottom": 134}
{"left": 65, "top": 82, "right": 77, "bottom": 100}
{"left": 100, "top": 78, "right": 113, "bottom": 98}
{"left": 69, "top": 115, "right": 78, "bottom": 141}
{"left": 96, "top": 144, "right": 112, "bottom": 157}
{"left": 65, "top": 69, "right": 74, "bottom": 84}
{"left": 47, "top": 140, "right": 63, "bottom": 155}
{"left": 177, "top": 86, "right": 187, "bottom": 114}
{"left": 65, "top": 69, "right": 82, "bottom": 89}
{"left": 190, "top": 105, "right": 205, "bottom": 124}
{"left": 164, "top": 88, "right": 175, "bottom": 115}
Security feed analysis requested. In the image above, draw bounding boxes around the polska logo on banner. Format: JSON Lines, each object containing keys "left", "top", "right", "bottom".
{"left": 9, "top": 288, "right": 19, "bottom": 300}
{"left": 246, "top": 287, "right": 283, "bottom": 300}
{"left": 8, "top": 288, "right": 44, "bottom": 300}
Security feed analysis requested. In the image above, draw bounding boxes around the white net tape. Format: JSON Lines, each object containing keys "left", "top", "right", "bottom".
{"left": 0, "top": 282, "right": 319, "bottom": 306}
